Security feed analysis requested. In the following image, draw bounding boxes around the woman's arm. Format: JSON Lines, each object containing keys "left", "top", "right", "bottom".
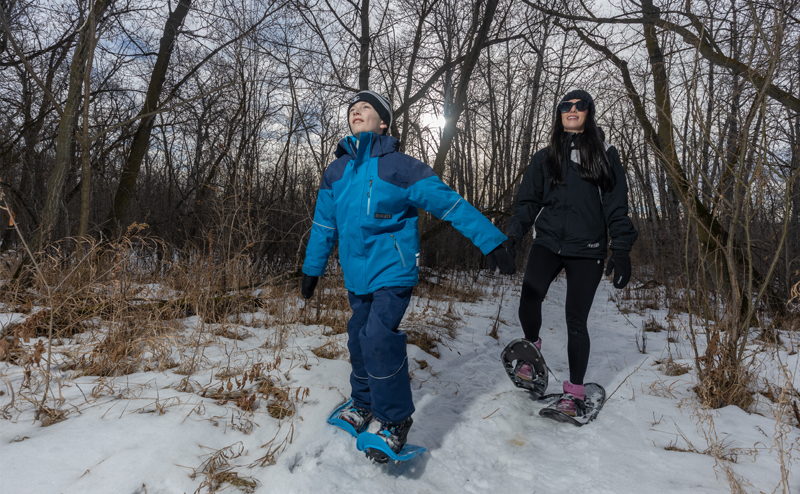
{"left": 507, "top": 150, "right": 546, "bottom": 239}
{"left": 602, "top": 146, "right": 638, "bottom": 251}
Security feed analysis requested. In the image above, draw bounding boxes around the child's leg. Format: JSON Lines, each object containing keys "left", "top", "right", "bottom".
{"left": 346, "top": 291, "right": 373, "bottom": 409}
{"left": 562, "top": 257, "right": 604, "bottom": 385}
{"left": 518, "top": 245, "right": 563, "bottom": 341}
{"left": 359, "top": 286, "right": 413, "bottom": 424}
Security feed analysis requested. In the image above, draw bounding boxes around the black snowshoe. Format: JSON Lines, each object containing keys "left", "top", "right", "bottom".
{"left": 501, "top": 338, "right": 548, "bottom": 399}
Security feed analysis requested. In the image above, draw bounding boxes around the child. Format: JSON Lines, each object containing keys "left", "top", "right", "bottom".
{"left": 301, "top": 90, "right": 515, "bottom": 461}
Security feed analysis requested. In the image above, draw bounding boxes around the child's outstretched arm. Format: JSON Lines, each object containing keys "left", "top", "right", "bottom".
{"left": 406, "top": 161, "right": 514, "bottom": 273}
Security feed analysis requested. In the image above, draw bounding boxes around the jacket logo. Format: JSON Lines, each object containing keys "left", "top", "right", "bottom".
{"left": 374, "top": 213, "right": 391, "bottom": 219}
{"left": 587, "top": 242, "right": 600, "bottom": 248}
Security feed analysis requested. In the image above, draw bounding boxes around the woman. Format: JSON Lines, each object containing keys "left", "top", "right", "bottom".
{"left": 504, "top": 89, "right": 637, "bottom": 416}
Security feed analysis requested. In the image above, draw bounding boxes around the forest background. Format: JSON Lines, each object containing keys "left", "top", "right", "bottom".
{"left": 0, "top": 0, "right": 799, "bottom": 441}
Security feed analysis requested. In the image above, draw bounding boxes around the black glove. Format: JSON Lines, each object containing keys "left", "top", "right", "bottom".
{"left": 504, "top": 236, "right": 521, "bottom": 260}
{"left": 487, "top": 251, "right": 497, "bottom": 271}
{"left": 301, "top": 274, "right": 319, "bottom": 299}
{"left": 605, "top": 251, "right": 631, "bottom": 289}
{"left": 486, "top": 246, "right": 516, "bottom": 275}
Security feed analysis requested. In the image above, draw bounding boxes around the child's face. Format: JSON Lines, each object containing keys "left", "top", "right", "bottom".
{"left": 349, "top": 102, "right": 387, "bottom": 136}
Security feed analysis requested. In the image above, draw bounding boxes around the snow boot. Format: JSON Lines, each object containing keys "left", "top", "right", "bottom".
{"left": 515, "top": 338, "right": 542, "bottom": 381}
{"left": 366, "top": 417, "right": 413, "bottom": 463}
{"left": 555, "top": 382, "right": 585, "bottom": 417}
{"left": 338, "top": 405, "right": 373, "bottom": 433}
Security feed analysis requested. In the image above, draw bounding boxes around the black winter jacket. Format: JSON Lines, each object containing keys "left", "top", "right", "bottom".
{"left": 507, "top": 139, "right": 638, "bottom": 259}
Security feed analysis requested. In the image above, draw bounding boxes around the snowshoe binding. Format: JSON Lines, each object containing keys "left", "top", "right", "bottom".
{"left": 327, "top": 399, "right": 372, "bottom": 437}
{"left": 539, "top": 382, "right": 606, "bottom": 426}
{"left": 501, "top": 338, "right": 548, "bottom": 399}
{"left": 356, "top": 417, "right": 425, "bottom": 463}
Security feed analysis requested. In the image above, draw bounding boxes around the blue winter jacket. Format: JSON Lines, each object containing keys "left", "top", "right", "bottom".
{"left": 303, "top": 132, "right": 507, "bottom": 295}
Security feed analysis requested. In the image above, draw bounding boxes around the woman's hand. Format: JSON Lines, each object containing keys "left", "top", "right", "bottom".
{"left": 605, "top": 251, "right": 630, "bottom": 288}
{"left": 486, "top": 246, "right": 516, "bottom": 275}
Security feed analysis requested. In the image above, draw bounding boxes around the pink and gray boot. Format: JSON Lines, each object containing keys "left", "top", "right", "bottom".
{"left": 556, "top": 381, "right": 585, "bottom": 416}
{"left": 515, "top": 338, "right": 542, "bottom": 381}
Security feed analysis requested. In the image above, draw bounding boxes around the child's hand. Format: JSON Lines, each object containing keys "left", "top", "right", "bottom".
{"left": 301, "top": 274, "right": 319, "bottom": 299}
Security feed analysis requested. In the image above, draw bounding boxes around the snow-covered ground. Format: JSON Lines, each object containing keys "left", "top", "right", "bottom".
{"left": 1, "top": 275, "right": 798, "bottom": 493}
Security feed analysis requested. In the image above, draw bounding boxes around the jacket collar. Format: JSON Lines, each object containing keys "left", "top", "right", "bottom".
{"left": 335, "top": 132, "right": 399, "bottom": 160}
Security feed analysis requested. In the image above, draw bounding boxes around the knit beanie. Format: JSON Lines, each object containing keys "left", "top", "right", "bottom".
{"left": 347, "top": 90, "right": 392, "bottom": 135}
{"left": 561, "top": 89, "right": 595, "bottom": 118}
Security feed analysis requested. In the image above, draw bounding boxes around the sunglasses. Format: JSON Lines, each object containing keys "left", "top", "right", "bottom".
{"left": 558, "top": 100, "right": 590, "bottom": 113}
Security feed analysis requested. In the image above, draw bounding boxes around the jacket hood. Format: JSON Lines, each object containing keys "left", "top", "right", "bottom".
{"left": 334, "top": 133, "right": 399, "bottom": 160}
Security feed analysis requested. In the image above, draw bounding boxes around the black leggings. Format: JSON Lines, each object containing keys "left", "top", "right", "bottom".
{"left": 518, "top": 244, "right": 603, "bottom": 385}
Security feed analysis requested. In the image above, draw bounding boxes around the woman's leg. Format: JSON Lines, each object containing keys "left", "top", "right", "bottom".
{"left": 562, "top": 257, "right": 604, "bottom": 385}
{"left": 518, "top": 244, "right": 564, "bottom": 342}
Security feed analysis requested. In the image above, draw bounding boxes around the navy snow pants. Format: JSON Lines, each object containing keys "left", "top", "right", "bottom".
{"left": 346, "top": 286, "right": 414, "bottom": 425}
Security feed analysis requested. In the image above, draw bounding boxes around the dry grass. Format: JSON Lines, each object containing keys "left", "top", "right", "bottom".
{"left": 311, "top": 340, "right": 344, "bottom": 360}
{"left": 693, "top": 324, "right": 755, "bottom": 411}
{"left": 655, "top": 357, "right": 691, "bottom": 376}
{"left": 608, "top": 282, "right": 663, "bottom": 315}
{"left": 191, "top": 442, "right": 259, "bottom": 494}
{"left": 643, "top": 314, "right": 666, "bottom": 333}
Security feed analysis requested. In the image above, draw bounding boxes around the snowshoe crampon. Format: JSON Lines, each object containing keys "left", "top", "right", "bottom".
{"left": 539, "top": 382, "right": 606, "bottom": 426}
{"left": 501, "top": 338, "right": 548, "bottom": 399}
{"left": 356, "top": 432, "right": 426, "bottom": 463}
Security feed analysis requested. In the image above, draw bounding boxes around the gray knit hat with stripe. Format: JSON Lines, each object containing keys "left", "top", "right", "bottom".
{"left": 347, "top": 90, "right": 392, "bottom": 135}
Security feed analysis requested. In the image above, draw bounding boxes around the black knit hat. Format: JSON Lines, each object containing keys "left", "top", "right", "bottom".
{"left": 347, "top": 90, "right": 392, "bottom": 135}
{"left": 561, "top": 89, "right": 595, "bottom": 117}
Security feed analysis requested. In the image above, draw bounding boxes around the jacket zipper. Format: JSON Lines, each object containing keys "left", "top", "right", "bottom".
{"left": 367, "top": 179, "right": 373, "bottom": 216}
{"left": 391, "top": 234, "right": 406, "bottom": 267}
{"left": 559, "top": 138, "right": 576, "bottom": 254}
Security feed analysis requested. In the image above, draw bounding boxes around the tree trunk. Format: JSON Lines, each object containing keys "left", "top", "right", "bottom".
{"left": 77, "top": 7, "right": 98, "bottom": 257}
{"left": 13, "top": 0, "right": 110, "bottom": 283}
{"left": 104, "top": 0, "right": 191, "bottom": 240}
{"left": 431, "top": 0, "right": 500, "bottom": 177}
{"left": 358, "top": 0, "right": 370, "bottom": 90}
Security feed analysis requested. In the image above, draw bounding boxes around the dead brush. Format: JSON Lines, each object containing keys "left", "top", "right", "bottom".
{"left": 655, "top": 357, "right": 690, "bottom": 376}
{"left": 416, "top": 269, "right": 485, "bottom": 303}
{"left": 37, "top": 405, "right": 67, "bottom": 427}
{"left": 190, "top": 442, "right": 259, "bottom": 494}
{"left": 610, "top": 283, "right": 663, "bottom": 315}
{"left": 645, "top": 376, "right": 682, "bottom": 399}
{"left": 694, "top": 327, "right": 755, "bottom": 410}
{"left": 198, "top": 361, "right": 309, "bottom": 419}
{"left": 643, "top": 314, "right": 666, "bottom": 333}
{"left": 62, "top": 316, "right": 179, "bottom": 377}
{"left": 298, "top": 272, "right": 350, "bottom": 334}
{"left": 311, "top": 340, "right": 344, "bottom": 360}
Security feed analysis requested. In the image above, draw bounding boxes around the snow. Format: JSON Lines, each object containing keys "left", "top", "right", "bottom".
{"left": 1, "top": 275, "right": 798, "bottom": 494}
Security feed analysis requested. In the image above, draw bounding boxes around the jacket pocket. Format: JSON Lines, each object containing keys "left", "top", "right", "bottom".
{"left": 390, "top": 234, "right": 406, "bottom": 267}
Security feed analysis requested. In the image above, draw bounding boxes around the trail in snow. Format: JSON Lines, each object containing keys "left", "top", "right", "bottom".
{"left": 1, "top": 274, "right": 797, "bottom": 494}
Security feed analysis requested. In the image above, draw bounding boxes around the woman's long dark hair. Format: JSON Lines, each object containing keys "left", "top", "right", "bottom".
{"left": 546, "top": 104, "right": 615, "bottom": 191}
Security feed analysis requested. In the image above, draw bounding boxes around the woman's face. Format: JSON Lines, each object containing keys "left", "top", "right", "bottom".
{"left": 560, "top": 99, "right": 588, "bottom": 133}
